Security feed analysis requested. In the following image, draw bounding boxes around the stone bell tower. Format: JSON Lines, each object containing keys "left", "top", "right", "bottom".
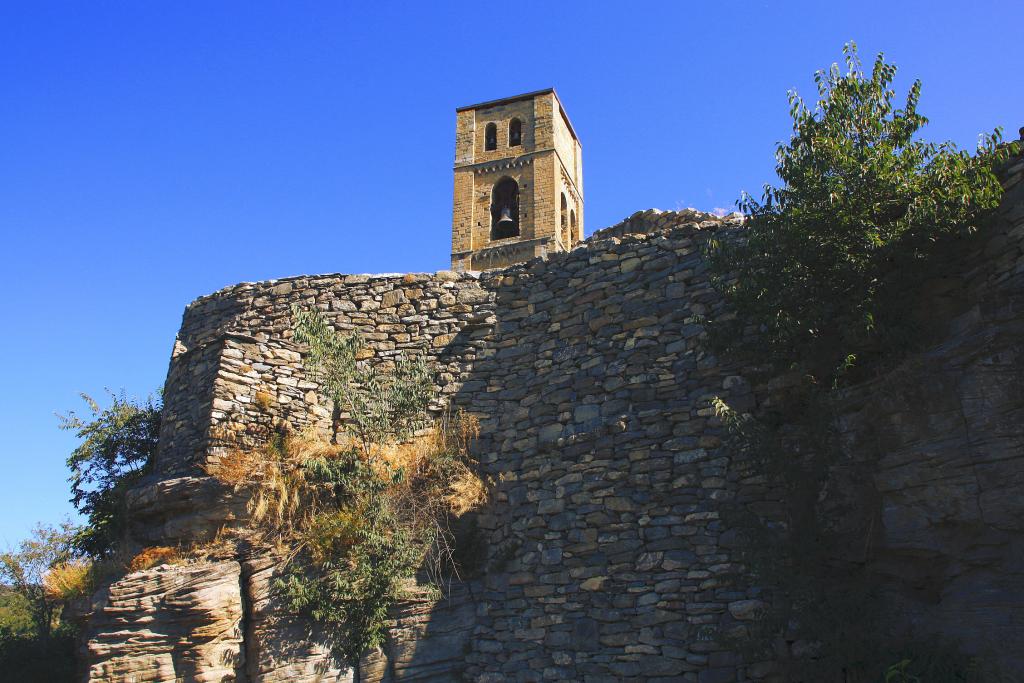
{"left": 451, "top": 88, "right": 583, "bottom": 271}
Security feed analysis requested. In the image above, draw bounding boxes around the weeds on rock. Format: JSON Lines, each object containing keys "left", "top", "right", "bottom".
{"left": 207, "top": 306, "right": 489, "bottom": 671}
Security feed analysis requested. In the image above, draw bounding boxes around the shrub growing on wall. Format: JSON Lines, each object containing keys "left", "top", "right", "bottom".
{"left": 207, "top": 306, "right": 487, "bottom": 674}
{"left": 709, "top": 42, "right": 1017, "bottom": 384}
{"left": 709, "top": 44, "right": 1018, "bottom": 681}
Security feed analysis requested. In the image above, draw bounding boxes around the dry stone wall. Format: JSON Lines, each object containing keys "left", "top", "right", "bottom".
{"left": 82, "top": 163, "right": 1024, "bottom": 682}
{"left": 155, "top": 272, "right": 495, "bottom": 477}
{"left": 591, "top": 208, "right": 738, "bottom": 241}
{"left": 456, "top": 217, "right": 764, "bottom": 682}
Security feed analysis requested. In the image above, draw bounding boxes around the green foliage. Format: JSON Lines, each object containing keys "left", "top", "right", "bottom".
{"left": 60, "top": 391, "right": 161, "bottom": 558}
{"left": 0, "top": 589, "right": 34, "bottom": 638}
{"left": 0, "top": 628, "right": 76, "bottom": 683}
{"left": 0, "top": 522, "right": 78, "bottom": 641}
{"left": 884, "top": 659, "right": 921, "bottom": 683}
{"left": 881, "top": 639, "right": 996, "bottom": 683}
{"left": 272, "top": 308, "right": 483, "bottom": 670}
{"left": 276, "top": 446, "right": 422, "bottom": 667}
{"left": 292, "top": 305, "right": 433, "bottom": 454}
{"left": 709, "top": 42, "right": 1018, "bottom": 384}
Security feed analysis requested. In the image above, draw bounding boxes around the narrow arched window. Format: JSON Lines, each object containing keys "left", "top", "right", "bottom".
{"left": 509, "top": 118, "right": 522, "bottom": 147}
{"left": 560, "top": 194, "right": 569, "bottom": 246}
{"left": 570, "top": 209, "right": 577, "bottom": 247}
{"left": 485, "top": 123, "right": 497, "bottom": 151}
{"left": 491, "top": 177, "right": 520, "bottom": 239}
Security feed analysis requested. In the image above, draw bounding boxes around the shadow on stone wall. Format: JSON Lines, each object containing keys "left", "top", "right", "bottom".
{"left": 398, "top": 218, "right": 772, "bottom": 681}
{"left": 400, "top": 157, "right": 1024, "bottom": 679}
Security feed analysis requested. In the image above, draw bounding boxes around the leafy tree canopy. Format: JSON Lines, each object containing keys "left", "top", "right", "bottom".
{"left": 0, "top": 522, "right": 77, "bottom": 640}
{"left": 60, "top": 391, "right": 161, "bottom": 558}
{"left": 710, "top": 42, "right": 1019, "bottom": 384}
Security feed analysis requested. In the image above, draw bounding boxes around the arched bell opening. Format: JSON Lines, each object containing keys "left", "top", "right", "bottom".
{"left": 484, "top": 123, "right": 497, "bottom": 151}
{"left": 509, "top": 118, "right": 522, "bottom": 147}
{"left": 491, "top": 177, "right": 520, "bottom": 240}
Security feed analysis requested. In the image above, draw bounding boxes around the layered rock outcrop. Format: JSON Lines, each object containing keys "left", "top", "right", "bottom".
{"left": 85, "top": 560, "right": 245, "bottom": 682}
{"left": 78, "top": 157, "right": 1024, "bottom": 681}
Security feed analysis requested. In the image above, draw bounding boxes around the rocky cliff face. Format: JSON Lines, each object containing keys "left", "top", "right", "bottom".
{"left": 85, "top": 560, "right": 245, "bottom": 682}
{"left": 835, "top": 154, "right": 1024, "bottom": 673}
{"left": 78, "top": 155, "right": 1024, "bottom": 682}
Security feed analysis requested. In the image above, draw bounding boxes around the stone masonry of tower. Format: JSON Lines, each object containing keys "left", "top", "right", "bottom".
{"left": 451, "top": 88, "right": 583, "bottom": 271}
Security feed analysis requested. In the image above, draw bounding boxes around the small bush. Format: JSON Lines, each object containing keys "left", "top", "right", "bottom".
{"left": 210, "top": 416, "right": 488, "bottom": 667}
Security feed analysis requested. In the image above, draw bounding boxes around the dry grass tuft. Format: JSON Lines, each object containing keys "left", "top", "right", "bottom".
{"left": 435, "top": 411, "right": 486, "bottom": 515}
{"left": 206, "top": 448, "right": 263, "bottom": 487}
{"left": 446, "top": 466, "right": 488, "bottom": 515}
{"left": 208, "top": 429, "right": 348, "bottom": 539}
{"left": 43, "top": 559, "right": 93, "bottom": 600}
{"left": 205, "top": 411, "right": 490, "bottom": 572}
{"left": 255, "top": 390, "right": 274, "bottom": 410}
{"left": 129, "top": 546, "right": 181, "bottom": 572}
{"left": 302, "top": 507, "right": 366, "bottom": 564}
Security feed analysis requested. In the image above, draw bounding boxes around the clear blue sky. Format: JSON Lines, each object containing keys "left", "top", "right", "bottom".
{"left": 1, "top": 1, "right": 1021, "bottom": 545}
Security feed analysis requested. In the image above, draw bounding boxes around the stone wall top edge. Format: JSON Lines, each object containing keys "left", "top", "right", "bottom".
{"left": 184, "top": 269, "right": 483, "bottom": 311}
{"left": 183, "top": 207, "right": 742, "bottom": 313}
{"left": 589, "top": 207, "right": 743, "bottom": 240}
{"left": 464, "top": 212, "right": 742, "bottom": 283}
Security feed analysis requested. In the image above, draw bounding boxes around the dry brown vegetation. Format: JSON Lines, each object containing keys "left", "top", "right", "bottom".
{"left": 206, "top": 410, "right": 489, "bottom": 571}
{"left": 42, "top": 559, "right": 93, "bottom": 601}
{"left": 207, "top": 429, "right": 338, "bottom": 540}
{"left": 128, "top": 546, "right": 181, "bottom": 572}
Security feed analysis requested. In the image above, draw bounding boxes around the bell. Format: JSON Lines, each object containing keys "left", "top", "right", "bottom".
{"left": 496, "top": 206, "right": 516, "bottom": 233}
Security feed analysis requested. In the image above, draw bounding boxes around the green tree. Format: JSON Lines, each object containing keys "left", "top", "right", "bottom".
{"left": 60, "top": 391, "right": 162, "bottom": 558}
{"left": 0, "top": 523, "right": 80, "bottom": 682}
{"left": 0, "top": 522, "right": 76, "bottom": 641}
{"left": 710, "top": 42, "right": 1018, "bottom": 384}
{"left": 709, "top": 44, "right": 1016, "bottom": 681}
